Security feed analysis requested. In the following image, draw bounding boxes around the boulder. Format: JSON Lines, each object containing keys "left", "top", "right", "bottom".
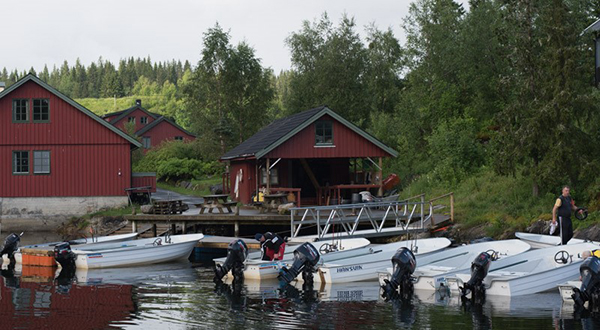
{"left": 141, "top": 204, "right": 154, "bottom": 214}
{"left": 526, "top": 219, "right": 551, "bottom": 234}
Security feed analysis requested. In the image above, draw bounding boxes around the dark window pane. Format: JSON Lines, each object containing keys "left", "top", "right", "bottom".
{"left": 32, "top": 99, "right": 49, "bottom": 122}
{"left": 13, "top": 151, "right": 29, "bottom": 174}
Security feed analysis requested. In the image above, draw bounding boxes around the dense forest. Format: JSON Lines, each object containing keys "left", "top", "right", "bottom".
{"left": 4, "top": 0, "right": 600, "bottom": 227}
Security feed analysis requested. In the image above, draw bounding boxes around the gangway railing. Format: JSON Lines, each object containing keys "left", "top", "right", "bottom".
{"left": 290, "top": 193, "right": 453, "bottom": 239}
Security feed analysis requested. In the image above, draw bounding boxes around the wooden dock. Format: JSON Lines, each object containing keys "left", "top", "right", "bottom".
{"left": 124, "top": 212, "right": 289, "bottom": 237}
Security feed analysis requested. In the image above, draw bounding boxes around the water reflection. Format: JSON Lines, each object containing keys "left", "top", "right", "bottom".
{"left": 1, "top": 262, "right": 600, "bottom": 329}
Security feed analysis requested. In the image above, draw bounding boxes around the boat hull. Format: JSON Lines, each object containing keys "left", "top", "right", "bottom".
{"left": 72, "top": 234, "right": 204, "bottom": 269}
{"left": 515, "top": 232, "right": 594, "bottom": 249}
{"left": 317, "top": 237, "right": 451, "bottom": 283}
{"left": 14, "top": 233, "right": 139, "bottom": 264}
{"left": 445, "top": 243, "right": 598, "bottom": 296}
{"left": 215, "top": 238, "right": 371, "bottom": 280}
{"left": 378, "top": 239, "right": 532, "bottom": 291}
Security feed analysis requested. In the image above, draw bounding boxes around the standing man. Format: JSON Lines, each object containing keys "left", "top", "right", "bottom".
{"left": 552, "top": 186, "right": 583, "bottom": 245}
{"left": 255, "top": 232, "right": 286, "bottom": 261}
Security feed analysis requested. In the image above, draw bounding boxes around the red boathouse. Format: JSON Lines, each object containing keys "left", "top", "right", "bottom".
{"left": 220, "top": 106, "right": 398, "bottom": 205}
{"left": 0, "top": 74, "right": 143, "bottom": 218}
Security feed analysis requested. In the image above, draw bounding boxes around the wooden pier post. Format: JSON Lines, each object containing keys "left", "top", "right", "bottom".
{"left": 450, "top": 193, "right": 455, "bottom": 222}
{"left": 132, "top": 220, "right": 137, "bottom": 233}
{"left": 234, "top": 220, "right": 240, "bottom": 237}
{"left": 378, "top": 157, "right": 383, "bottom": 196}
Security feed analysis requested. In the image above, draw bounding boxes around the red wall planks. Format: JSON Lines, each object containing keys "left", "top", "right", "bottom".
{"left": 229, "top": 161, "right": 256, "bottom": 203}
{"left": 264, "top": 115, "right": 390, "bottom": 159}
{"left": 0, "top": 80, "right": 134, "bottom": 197}
{"left": 139, "top": 120, "right": 195, "bottom": 150}
{"left": 132, "top": 174, "right": 157, "bottom": 193}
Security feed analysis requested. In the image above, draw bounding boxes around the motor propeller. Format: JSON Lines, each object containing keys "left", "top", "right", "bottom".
{"left": 54, "top": 242, "right": 76, "bottom": 268}
{"left": 572, "top": 256, "right": 600, "bottom": 310}
{"left": 381, "top": 247, "right": 416, "bottom": 301}
{"left": 0, "top": 232, "right": 23, "bottom": 260}
{"left": 278, "top": 242, "right": 320, "bottom": 285}
{"left": 459, "top": 251, "right": 492, "bottom": 303}
{"left": 214, "top": 239, "right": 248, "bottom": 283}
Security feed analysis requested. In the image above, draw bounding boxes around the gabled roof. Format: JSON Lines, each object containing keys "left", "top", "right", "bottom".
{"left": 135, "top": 116, "right": 196, "bottom": 137}
{"left": 101, "top": 109, "right": 128, "bottom": 118}
{"left": 221, "top": 106, "right": 398, "bottom": 160}
{"left": 0, "top": 74, "right": 142, "bottom": 148}
{"left": 103, "top": 105, "right": 159, "bottom": 124}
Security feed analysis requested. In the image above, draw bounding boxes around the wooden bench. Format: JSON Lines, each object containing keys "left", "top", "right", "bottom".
{"left": 197, "top": 194, "right": 237, "bottom": 214}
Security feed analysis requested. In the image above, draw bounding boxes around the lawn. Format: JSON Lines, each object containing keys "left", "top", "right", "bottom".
{"left": 399, "top": 168, "right": 600, "bottom": 237}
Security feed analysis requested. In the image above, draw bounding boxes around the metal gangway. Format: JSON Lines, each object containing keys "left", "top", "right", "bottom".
{"left": 290, "top": 193, "right": 453, "bottom": 240}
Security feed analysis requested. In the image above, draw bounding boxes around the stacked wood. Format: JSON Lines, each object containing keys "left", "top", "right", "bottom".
{"left": 151, "top": 200, "right": 189, "bottom": 214}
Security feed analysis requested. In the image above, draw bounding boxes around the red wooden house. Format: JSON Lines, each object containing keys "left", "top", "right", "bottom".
{"left": 102, "top": 100, "right": 195, "bottom": 151}
{"left": 0, "top": 74, "right": 144, "bottom": 218}
{"left": 220, "top": 106, "right": 398, "bottom": 205}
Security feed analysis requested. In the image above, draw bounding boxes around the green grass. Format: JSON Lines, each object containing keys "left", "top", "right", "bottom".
{"left": 76, "top": 96, "right": 175, "bottom": 116}
{"left": 400, "top": 167, "right": 599, "bottom": 238}
{"left": 157, "top": 177, "right": 222, "bottom": 197}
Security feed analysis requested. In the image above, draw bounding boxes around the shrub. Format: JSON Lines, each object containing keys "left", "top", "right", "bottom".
{"left": 157, "top": 158, "right": 203, "bottom": 181}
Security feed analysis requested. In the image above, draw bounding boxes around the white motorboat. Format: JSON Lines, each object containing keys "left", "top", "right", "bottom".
{"left": 215, "top": 238, "right": 371, "bottom": 280}
{"left": 444, "top": 242, "right": 598, "bottom": 296}
{"left": 377, "top": 239, "right": 531, "bottom": 291}
{"left": 12, "top": 233, "right": 139, "bottom": 264}
{"left": 316, "top": 237, "right": 452, "bottom": 283}
{"left": 68, "top": 233, "right": 204, "bottom": 269}
{"left": 515, "top": 232, "right": 596, "bottom": 249}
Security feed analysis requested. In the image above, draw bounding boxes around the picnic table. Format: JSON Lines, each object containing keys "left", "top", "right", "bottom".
{"left": 196, "top": 194, "right": 237, "bottom": 214}
{"left": 260, "top": 193, "right": 289, "bottom": 213}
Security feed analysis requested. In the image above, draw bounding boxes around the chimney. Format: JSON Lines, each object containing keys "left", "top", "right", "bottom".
{"left": 135, "top": 99, "right": 142, "bottom": 107}
{"left": 0, "top": 82, "right": 5, "bottom": 93}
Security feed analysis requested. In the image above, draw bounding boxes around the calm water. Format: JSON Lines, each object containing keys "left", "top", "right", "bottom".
{"left": 0, "top": 259, "right": 598, "bottom": 330}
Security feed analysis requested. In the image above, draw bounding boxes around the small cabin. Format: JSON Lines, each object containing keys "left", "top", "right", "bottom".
{"left": 220, "top": 106, "right": 398, "bottom": 205}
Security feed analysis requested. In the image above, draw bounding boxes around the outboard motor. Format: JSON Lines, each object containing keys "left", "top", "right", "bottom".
{"left": 278, "top": 242, "right": 320, "bottom": 285}
{"left": 0, "top": 233, "right": 22, "bottom": 259}
{"left": 54, "top": 242, "right": 76, "bottom": 268}
{"left": 572, "top": 256, "right": 600, "bottom": 309}
{"left": 460, "top": 251, "right": 492, "bottom": 301}
{"left": 381, "top": 247, "right": 416, "bottom": 300}
{"left": 214, "top": 239, "right": 248, "bottom": 283}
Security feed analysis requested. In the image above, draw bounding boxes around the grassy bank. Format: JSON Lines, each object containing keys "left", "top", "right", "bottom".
{"left": 76, "top": 96, "right": 176, "bottom": 116}
{"left": 156, "top": 177, "right": 222, "bottom": 197}
{"left": 401, "top": 168, "right": 600, "bottom": 238}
